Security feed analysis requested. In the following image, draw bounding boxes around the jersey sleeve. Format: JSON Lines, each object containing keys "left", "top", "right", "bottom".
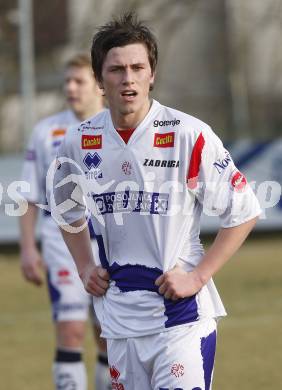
{"left": 47, "top": 134, "right": 86, "bottom": 226}
{"left": 21, "top": 126, "right": 45, "bottom": 204}
{"left": 187, "top": 127, "right": 261, "bottom": 228}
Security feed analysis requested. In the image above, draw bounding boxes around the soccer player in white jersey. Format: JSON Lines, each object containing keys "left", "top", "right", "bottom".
{"left": 50, "top": 14, "right": 261, "bottom": 390}
{"left": 19, "top": 54, "right": 111, "bottom": 390}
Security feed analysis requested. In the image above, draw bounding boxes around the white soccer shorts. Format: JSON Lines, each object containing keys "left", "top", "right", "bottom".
{"left": 107, "top": 318, "right": 217, "bottom": 390}
{"left": 42, "top": 228, "right": 93, "bottom": 322}
{"left": 46, "top": 262, "right": 90, "bottom": 322}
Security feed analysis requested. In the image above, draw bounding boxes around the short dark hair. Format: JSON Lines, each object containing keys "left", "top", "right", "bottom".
{"left": 91, "top": 12, "right": 158, "bottom": 83}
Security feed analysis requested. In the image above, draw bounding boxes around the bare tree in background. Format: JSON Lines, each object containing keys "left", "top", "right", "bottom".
{"left": 225, "top": 0, "right": 251, "bottom": 139}
{"left": 225, "top": 0, "right": 282, "bottom": 139}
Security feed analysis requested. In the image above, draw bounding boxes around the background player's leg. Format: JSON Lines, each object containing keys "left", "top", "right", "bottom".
{"left": 47, "top": 266, "right": 89, "bottom": 390}
{"left": 93, "top": 324, "right": 111, "bottom": 390}
{"left": 53, "top": 321, "right": 87, "bottom": 390}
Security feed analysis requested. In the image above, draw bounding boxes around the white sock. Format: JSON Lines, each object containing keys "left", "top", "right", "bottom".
{"left": 53, "top": 349, "right": 87, "bottom": 390}
{"left": 95, "top": 353, "right": 112, "bottom": 390}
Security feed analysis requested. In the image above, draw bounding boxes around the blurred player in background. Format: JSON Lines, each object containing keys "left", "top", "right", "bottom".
{"left": 19, "top": 54, "right": 111, "bottom": 390}
{"left": 52, "top": 14, "right": 261, "bottom": 390}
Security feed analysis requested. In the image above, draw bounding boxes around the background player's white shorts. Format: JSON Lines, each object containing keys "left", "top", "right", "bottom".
{"left": 107, "top": 318, "right": 217, "bottom": 390}
{"left": 46, "top": 262, "right": 90, "bottom": 322}
{"left": 42, "top": 221, "right": 91, "bottom": 322}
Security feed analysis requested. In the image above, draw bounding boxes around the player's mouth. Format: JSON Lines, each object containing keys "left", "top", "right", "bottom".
{"left": 67, "top": 96, "right": 79, "bottom": 104}
{"left": 120, "top": 90, "right": 138, "bottom": 102}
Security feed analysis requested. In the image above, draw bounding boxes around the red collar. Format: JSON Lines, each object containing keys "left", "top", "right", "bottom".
{"left": 116, "top": 128, "right": 136, "bottom": 144}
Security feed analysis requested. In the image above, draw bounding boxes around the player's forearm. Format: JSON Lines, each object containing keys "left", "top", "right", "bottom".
{"left": 19, "top": 202, "right": 38, "bottom": 249}
{"left": 60, "top": 217, "right": 95, "bottom": 276}
{"left": 194, "top": 216, "right": 258, "bottom": 286}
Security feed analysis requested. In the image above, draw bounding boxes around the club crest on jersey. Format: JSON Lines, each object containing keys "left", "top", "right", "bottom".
{"left": 170, "top": 363, "right": 185, "bottom": 378}
{"left": 83, "top": 152, "right": 102, "bottom": 170}
{"left": 122, "top": 161, "right": 132, "bottom": 175}
{"left": 154, "top": 132, "right": 175, "bottom": 148}
{"left": 81, "top": 134, "right": 102, "bottom": 149}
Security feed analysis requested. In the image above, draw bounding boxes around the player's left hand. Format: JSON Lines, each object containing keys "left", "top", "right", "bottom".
{"left": 79, "top": 263, "right": 110, "bottom": 297}
{"left": 155, "top": 265, "right": 203, "bottom": 301}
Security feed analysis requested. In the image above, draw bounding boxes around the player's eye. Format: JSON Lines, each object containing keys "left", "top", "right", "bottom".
{"left": 109, "top": 67, "right": 122, "bottom": 72}
{"left": 132, "top": 65, "right": 144, "bottom": 71}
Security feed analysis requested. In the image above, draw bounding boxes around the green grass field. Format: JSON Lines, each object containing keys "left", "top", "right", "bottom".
{"left": 0, "top": 236, "right": 281, "bottom": 389}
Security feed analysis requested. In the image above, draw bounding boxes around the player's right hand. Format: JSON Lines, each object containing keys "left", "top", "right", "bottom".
{"left": 80, "top": 264, "right": 110, "bottom": 297}
{"left": 20, "top": 246, "right": 44, "bottom": 286}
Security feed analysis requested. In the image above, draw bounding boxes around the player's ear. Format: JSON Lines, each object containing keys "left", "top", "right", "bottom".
{"left": 97, "top": 83, "right": 105, "bottom": 96}
{"left": 98, "top": 83, "right": 105, "bottom": 96}
{"left": 97, "top": 77, "right": 104, "bottom": 90}
{"left": 149, "top": 71, "right": 156, "bottom": 91}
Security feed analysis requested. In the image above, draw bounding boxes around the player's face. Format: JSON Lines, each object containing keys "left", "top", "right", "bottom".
{"left": 64, "top": 66, "right": 99, "bottom": 118}
{"left": 100, "top": 43, "right": 155, "bottom": 128}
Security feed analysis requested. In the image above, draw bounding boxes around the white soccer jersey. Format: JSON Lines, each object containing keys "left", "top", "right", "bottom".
{"left": 22, "top": 109, "right": 80, "bottom": 266}
{"left": 52, "top": 100, "right": 261, "bottom": 339}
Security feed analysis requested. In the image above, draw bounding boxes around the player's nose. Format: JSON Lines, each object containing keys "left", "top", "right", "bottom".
{"left": 65, "top": 80, "right": 77, "bottom": 93}
{"left": 122, "top": 69, "right": 134, "bottom": 85}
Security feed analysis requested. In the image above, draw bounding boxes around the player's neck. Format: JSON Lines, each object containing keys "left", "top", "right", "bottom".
{"left": 111, "top": 98, "right": 152, "bottom": 130}
{"left": 74, "top": 100, "right": 104, "bottom": 122}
